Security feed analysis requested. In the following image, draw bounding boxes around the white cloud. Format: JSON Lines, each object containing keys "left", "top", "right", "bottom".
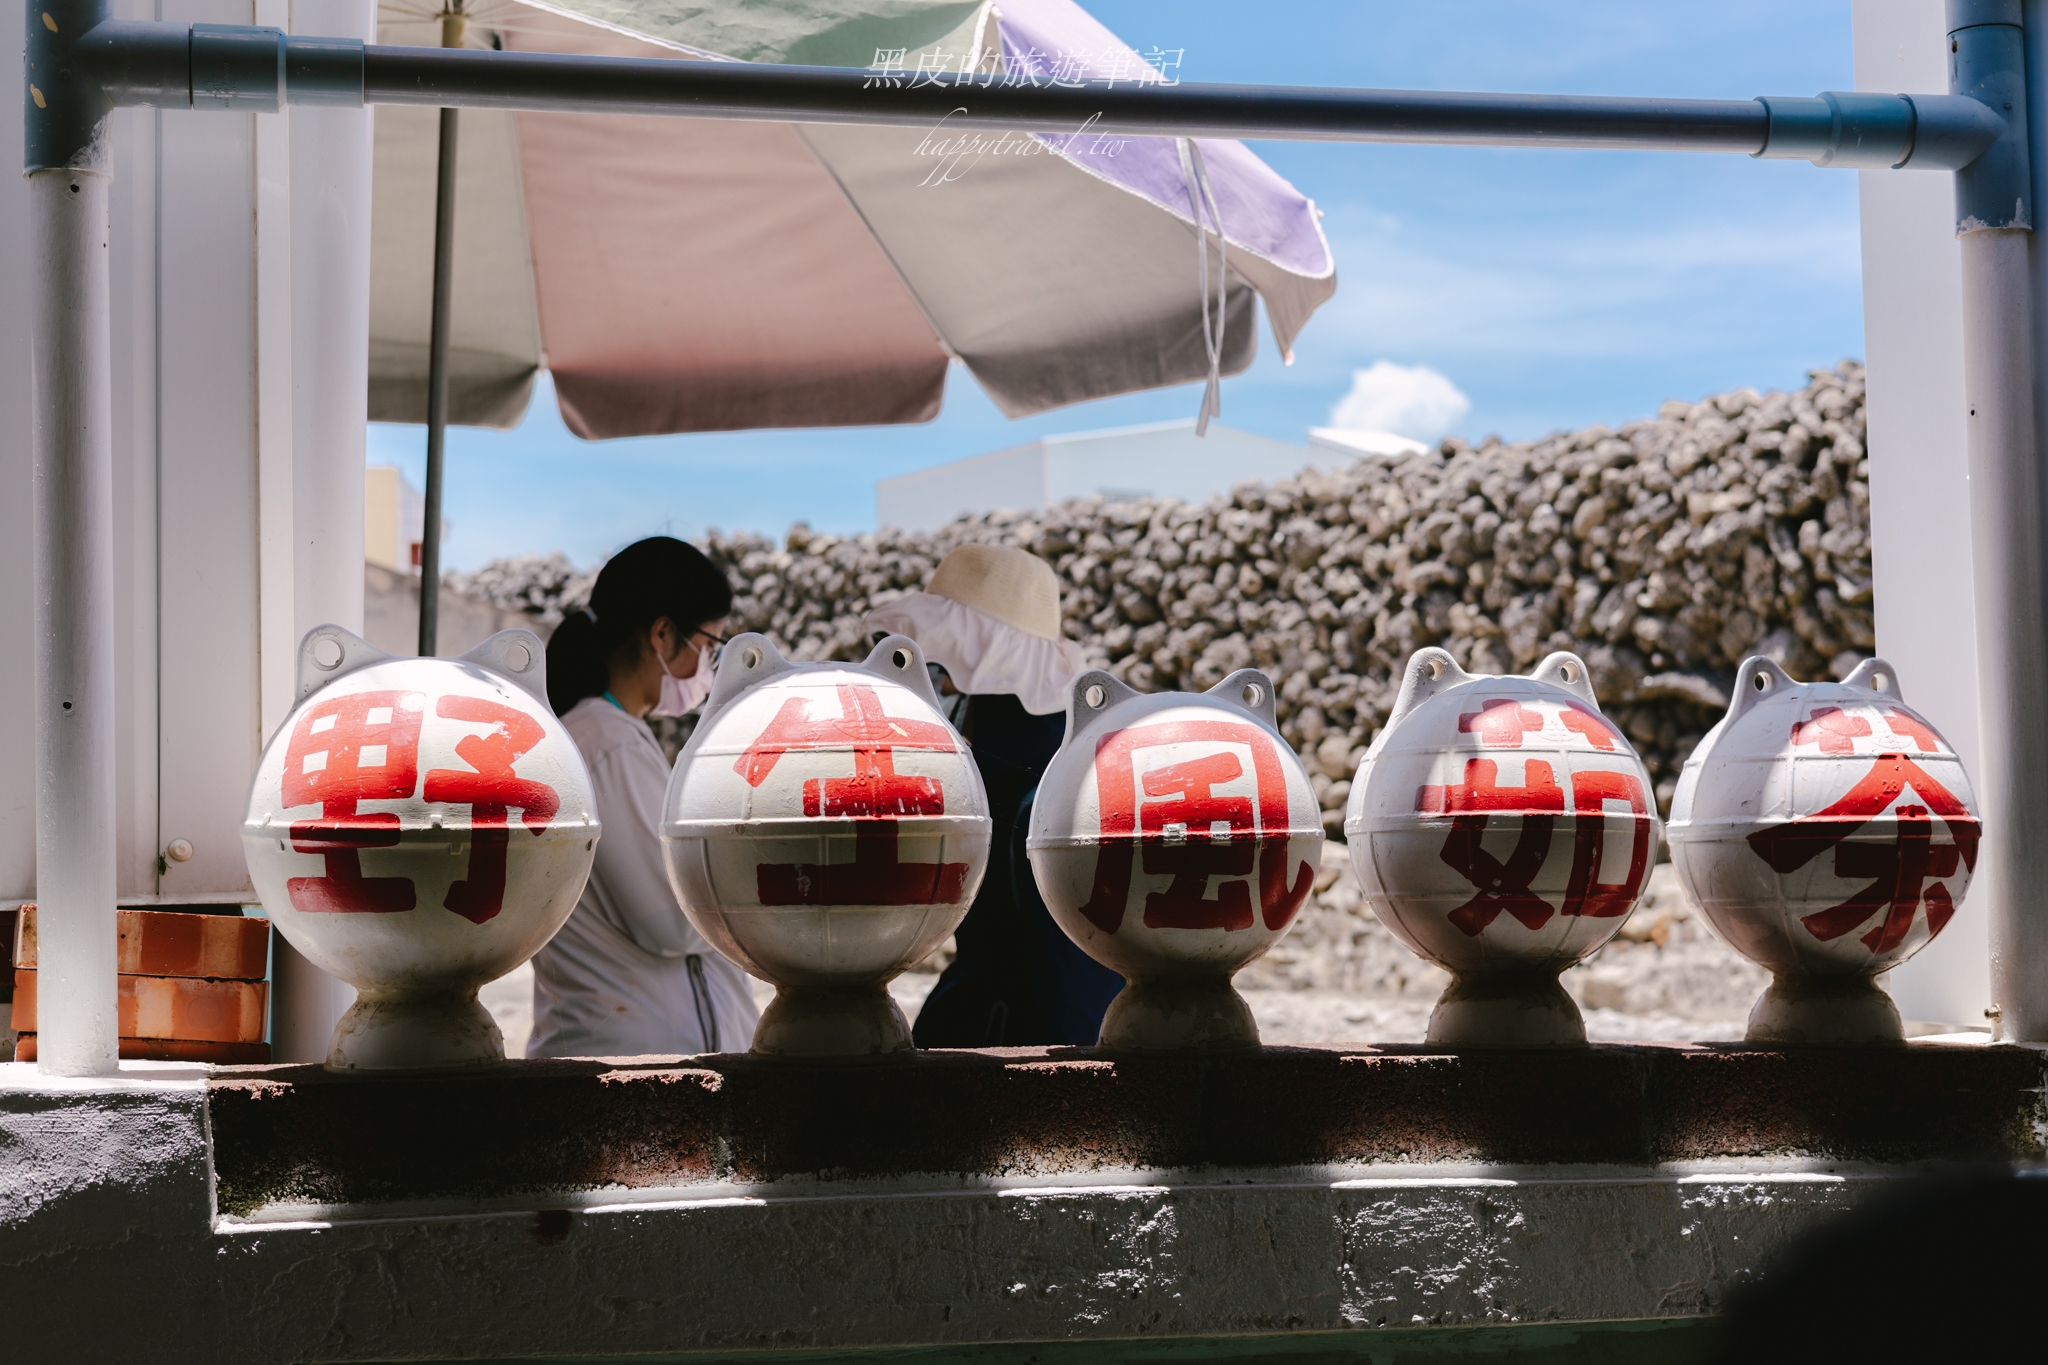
{"left": 1327, "top": 361, "right": 1472, "bottom": 443}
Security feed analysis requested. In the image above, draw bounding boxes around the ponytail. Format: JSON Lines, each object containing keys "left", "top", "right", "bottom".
{"left": 545, "top": 537, "right": 734, "bottom": 716}
{"left": 544, "top": 608, "right": 612, "bottom": 716}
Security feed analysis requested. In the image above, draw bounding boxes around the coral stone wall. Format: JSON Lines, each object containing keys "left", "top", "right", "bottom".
{"left": 456, "top": 364, "right": 1873, "bottom": 832}
{"left": 701, "top": 364, "right": 1873, "bottom": 829}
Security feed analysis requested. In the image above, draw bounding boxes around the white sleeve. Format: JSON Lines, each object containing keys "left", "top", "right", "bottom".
{"left": 584, "top": 739, "right": 699, "bottom": 959}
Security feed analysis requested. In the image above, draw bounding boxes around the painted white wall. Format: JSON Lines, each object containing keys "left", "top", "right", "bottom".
{"left": 0, "top": 0, "right": 42, "bottom": 900}
{"left": 877, "top": 421, "right": 1323, "bottom": 531}
{"left": 0, "top": 0, "right": 372, "bottom": 1052}
{"left": 1851, "top": 0, "right": 1992, "bottom": 1028}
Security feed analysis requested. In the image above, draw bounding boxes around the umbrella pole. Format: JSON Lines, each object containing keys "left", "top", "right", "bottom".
{"left": 418, "top": 8, "right": 466, "bottom": 657}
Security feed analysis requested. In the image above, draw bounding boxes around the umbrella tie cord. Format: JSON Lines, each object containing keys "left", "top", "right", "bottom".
{"left": 1178, "top": 138, "right": 1227, "bottom": 437}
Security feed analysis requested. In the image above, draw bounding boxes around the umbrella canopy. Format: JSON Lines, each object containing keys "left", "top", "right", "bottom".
{"left": 370, "top": 0, "right": 1337, "bottom": 439}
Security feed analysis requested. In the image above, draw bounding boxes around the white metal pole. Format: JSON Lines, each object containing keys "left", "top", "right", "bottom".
{"left": 268, "top": 0, "right": 375, "bottom": 1063}
{"left": 27, "top": 0, "right": 120, "bottom": 1074}
{"left": 1958, "top": 229, "right": 2048, "bottom": 1040}
{"left": 1948, "top": 1, "right": 2048, "bottom": 1040}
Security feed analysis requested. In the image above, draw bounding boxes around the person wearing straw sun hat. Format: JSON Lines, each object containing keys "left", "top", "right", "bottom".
{"left": 866, "top": 545, "right": 1123, "bottom": 1047}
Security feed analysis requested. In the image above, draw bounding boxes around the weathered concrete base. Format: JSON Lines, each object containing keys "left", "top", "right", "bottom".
{"left": 1746, "top": 973, "right": 1905, "bottom": 1046}
{"left": 3, "top": 1044, "right": 2042, "bottom": 1363}
{"left": 327, "top": 987, "right": 506, "bottom": 1072}
{"left": 1425, "top": 973, "right": 1586, "bottom": 1047}
{"left": 444, "top": 1322, "right": 1719, "bottom": 1365}
{"left": 754, "top": 981, "right": 914, "bottom": 1058}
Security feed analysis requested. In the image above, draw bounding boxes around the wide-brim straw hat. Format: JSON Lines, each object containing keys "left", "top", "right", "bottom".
{"left": 864, "top": 544, "right": 1086, "bottom": 716}
{"left": 927, "top": 544, "right": 1063, "bottom": 639}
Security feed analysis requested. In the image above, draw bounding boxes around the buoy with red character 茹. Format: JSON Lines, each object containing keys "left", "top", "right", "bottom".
{"left": 1666, "top": 655, "right": 1980, "bottom": 1045}
{"left": 1025, "top": 669, "right": 1323, "bottom": 1052}
{"left": 659, "top": 634, "right": 990, "bottom": 1058}
{"left": 1344, "top": 648, "right": 1658, "bottom": 1047}
{"left": 241, "top": 626, "right": 600, "bottom": 1072}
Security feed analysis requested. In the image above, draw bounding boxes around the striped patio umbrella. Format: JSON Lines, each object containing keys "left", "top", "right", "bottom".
{"left": 369, "top": 0, "right": 1337, "bottom": 441}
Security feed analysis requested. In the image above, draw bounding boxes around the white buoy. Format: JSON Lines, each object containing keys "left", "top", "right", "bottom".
{"left": 242, "top": 626, "right": 599, "bottom": 1071}
{"left": 660, "top": 634, "right": 990, "bottom": 1058}
{"left": 1666, "top": 655, "right": 1980, "bottom": 1045}
{"left": 1346, "top": 648, "right": 1657, "bottom": 1047}
{"left": 1027, "top": 669, "right": 1322, "bottom": 1052}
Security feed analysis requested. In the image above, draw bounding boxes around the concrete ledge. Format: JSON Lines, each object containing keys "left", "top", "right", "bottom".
{"left": 6, "top": 1048, "right": 2044, "bottom": 1362}
{"left": 374, "top": 1320, "right": 1722, "bottom": 1365}
{"left": 209, "top": 1042, "right": 2048, "bottom": 1218}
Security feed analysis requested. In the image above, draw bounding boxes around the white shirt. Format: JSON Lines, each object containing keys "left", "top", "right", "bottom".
{"left": 529, "top": 696, "right": 759, "bottom": 1057}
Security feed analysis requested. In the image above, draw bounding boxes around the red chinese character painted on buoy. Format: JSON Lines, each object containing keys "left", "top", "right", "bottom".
{"left": 1418, "top": 752, "right": 1650, "bottom": 936}
{"left": 1459, "top": 698, "right": 1547, "bottom": 748}
{"left": 737, "top": 684, "right": 969, "bottom": 905}
{"left": 1137, "top": 751, "right": 1259, "bottom": 931}
{"left": 1076, "top": 719, "right": 1314, "bottom": 935}
{"left": 1561, "top": 769, "right": 1651, "bottom": 920}
{"left": 1791, "top": 706, "right": 1872, "bottom": 754}
{"left": 1421, "top": 757, "right": 1564, "bottom": 935}
{"left": 283, "top": 690, "right": 427, "bottom": 915}
{"left": 1559, "top": 701, "right": 1623, "bottom": 751}
{"left": 424, "top": 697, "right": 561, "bottom": 925}
{"left": 281, "top": 690, "right": 562, "bottom": 923}
{"left": 1746, "top": 752, "right": 1980, "bottom": 952}
{"left": 1881, "top": 708, "right": 1943, "bottom": 754}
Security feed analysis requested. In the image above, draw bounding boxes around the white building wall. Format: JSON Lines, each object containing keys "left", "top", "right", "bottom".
{"left": 109, "top": 93, "right": 164, "bottom": 903}
{"left": 1851, "top": 0, "right": 1991, "bottom": 1027}
{"left": 877, "top": 421, "right": 1322, "bottom": 532}
{"left": 1041, "top": 421, "right": 1319, "bottom": 505}
{"left": 0, "top": 12, "right": 34, "bottom": 900}
{"left": 0, "top": 0, "right": 372, "bottom": 1051}
{"left": 155, "top": 0, "right": 266, "bottom": 904}
{"left": 876, "top": 444, "right": 1046, "bottom": 531}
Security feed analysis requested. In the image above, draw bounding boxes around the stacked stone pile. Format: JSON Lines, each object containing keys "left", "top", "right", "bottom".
{"left": 448, "top": 552, "right": 596, "bottom": 630}
{"left": 455, "top": 364, "right": 1869, "bottom": 1038}
{"left": 691, "top": 362, "right": 1874, "bottom": 829}
{"left": 454, "top": 365, "right": 1872, "bottom": 828}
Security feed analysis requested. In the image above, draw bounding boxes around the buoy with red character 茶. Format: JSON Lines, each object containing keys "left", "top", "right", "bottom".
{"left": 1666, "top": 655, "right": 1980, "bottom": 1045}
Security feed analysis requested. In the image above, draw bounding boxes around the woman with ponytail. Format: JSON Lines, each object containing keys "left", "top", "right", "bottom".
{"left": 528, "top": 536, "right": 758, "bottom": 1058}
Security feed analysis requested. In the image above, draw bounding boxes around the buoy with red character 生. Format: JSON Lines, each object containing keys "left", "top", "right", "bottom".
{"left": 659, "top": 634, "right": 990, "bottom": 1058}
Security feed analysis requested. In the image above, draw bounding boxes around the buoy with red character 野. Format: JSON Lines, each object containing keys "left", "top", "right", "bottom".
{"left": 242, "top": 626, "right": 600, "bottom": 1071}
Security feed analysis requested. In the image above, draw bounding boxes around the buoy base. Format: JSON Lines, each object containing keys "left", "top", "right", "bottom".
{"left": 1426, "top": 972, "right": 1587, "bottom": 1047}
{"left": 326, "top": 989, "right": 505, "bottom": 1073}
{"left": 1097, "top": 976, "right": 1260, "bottom": 1053}
{"left": 752, "top": 981, "right": 913, "bottom": 1059}
{"left": 1746, "top": 974, "right": 1904, "bottom": 1046}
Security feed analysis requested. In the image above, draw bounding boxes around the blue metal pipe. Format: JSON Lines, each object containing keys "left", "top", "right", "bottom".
{"left": 59, "top": 19, "right": 2007, "bottom": 171}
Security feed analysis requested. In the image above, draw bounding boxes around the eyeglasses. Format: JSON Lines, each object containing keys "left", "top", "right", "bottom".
{"left": 692, "top": 628, "right": 727, "bottom": 667}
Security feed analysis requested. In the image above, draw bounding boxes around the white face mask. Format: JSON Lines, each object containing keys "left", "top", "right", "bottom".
{"left": 648, "top": 636, "right": 714, "bottom": 718}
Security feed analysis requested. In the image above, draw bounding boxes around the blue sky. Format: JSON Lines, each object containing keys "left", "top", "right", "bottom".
{"left": 368, "top": 1, "right": 1863, "bottom": 570}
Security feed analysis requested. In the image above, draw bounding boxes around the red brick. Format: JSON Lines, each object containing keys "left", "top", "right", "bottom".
{"left": 13, "top": 1034, "right": 270, "bottom": 1064}
{"left": 13, "top": 970, "right": 267, "bottom": 1042}
{"left": 13, "top": 905, "right": 269, "bottom": 980}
